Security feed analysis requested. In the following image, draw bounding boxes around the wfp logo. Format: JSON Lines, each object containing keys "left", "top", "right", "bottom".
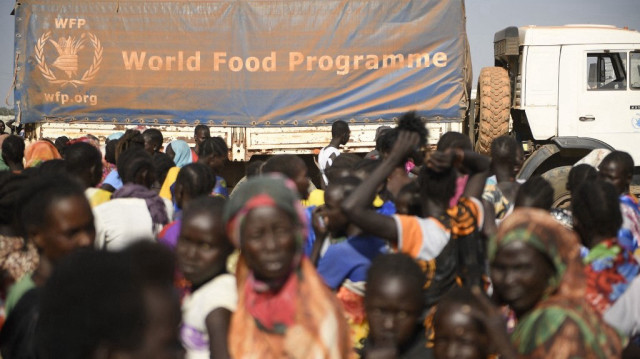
{"left": 633, "top": 114, "right": 640, "bottom": 130}
{"left": 35, "top": 29, "right": 102, "bottom": 87}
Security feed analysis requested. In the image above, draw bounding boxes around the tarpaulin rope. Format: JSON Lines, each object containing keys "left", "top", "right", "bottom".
{"left": 5, "top": 53, "right": 18, "bottom": 107}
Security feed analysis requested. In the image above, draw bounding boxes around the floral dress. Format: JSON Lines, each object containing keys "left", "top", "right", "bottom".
{"left": 583, "top": 237, "right": 640, "bottom": 315}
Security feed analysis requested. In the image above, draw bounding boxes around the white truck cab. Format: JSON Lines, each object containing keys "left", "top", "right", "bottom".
{"left": 518, "top": 25, "right": 640, "bottom": 164}
{"left": 473, "top": 25, "right": 640, "bottom": 205}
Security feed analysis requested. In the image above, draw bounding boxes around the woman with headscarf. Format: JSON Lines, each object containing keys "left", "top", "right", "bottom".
{"left": 483, "top": 208, "right": 623, "bottom": 359}
{"left": 24, "top": 140, "right": 61, "bottom": 168}
{"left": 224, "top": 175, "right": 351, "bottom": 359}
{"left": 159, "top": 140, "right": 194, "bottom": 200}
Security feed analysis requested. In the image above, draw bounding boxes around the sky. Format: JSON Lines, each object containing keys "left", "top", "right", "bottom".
{"left": 0, "top": 0, "right": 639, "bottom": 108}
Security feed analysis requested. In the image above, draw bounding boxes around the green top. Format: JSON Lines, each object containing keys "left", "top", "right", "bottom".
{"left": 5, "top": 273, "right": 35, "bottom": 317}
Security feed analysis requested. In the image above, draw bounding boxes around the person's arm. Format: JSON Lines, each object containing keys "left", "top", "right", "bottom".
{"left": 427, "top": 149, "right": 490, "bottom": 200}
{"left": 205, "top": 308, "right": 232, "bottom": 359}
{"left": 482, "top": 199, "right": 498, "bottom": 238}
{"left": 342, "top": 131, "right": 420, "bottom": 245}
{"left": 309, "top": 206, "right": 328, "bottom": 266}
{"left": 459, "top": 150, "right": 490, "bottom": 200}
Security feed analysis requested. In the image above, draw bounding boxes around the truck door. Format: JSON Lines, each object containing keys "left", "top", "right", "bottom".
{"left": 574, "top": 48, "right": 640, "bottom": 163}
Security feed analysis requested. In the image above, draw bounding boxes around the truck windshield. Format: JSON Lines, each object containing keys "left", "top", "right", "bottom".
{"left": 587, "top": 52, "right": 627, "bottom": 90}
{"left": 631, "top": 52, "right": 640, "bottom": 90}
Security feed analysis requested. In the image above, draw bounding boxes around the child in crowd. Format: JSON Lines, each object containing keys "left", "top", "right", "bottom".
{"left": 176, "top": 196, "right": 236, "bottom": 359}
{"left": 158, "top": 162, "right": 216, "bottom": 249}
{"left": 482, "top": 135, "right": 522, "bottom": 221}
{"left": 197, "top": 137, "right": 229, "bottom": 198}
{"left": 316, "top": 176, "right": 387, "bottom": 351}
{"left": 433, "top": 287, "right": 492, "bottom": 359}
{"left": 361, "top": 253, "right": 430, "bottom": 358}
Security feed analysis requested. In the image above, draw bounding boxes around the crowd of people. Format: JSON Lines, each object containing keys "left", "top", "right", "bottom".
{"left": 0, "top": 112, "right": 639, "bottom": 359}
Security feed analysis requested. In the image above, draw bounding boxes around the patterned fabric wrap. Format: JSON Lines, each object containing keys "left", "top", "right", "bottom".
{"left": 229, "top": 257, "right": 351, "bottom": 359}
{"left": 24, "top": 141, "right": 61, "bottom": 168}
{"left": 336, "top": 283, "right": 369, "bottom": 352}
{"left": 618, "top": 194, "right": 640, "bottom": 257}
{"left": 170, "top": 140, "right": 193, "bottom": 168}
{"left": 584, "top": 238, "right": 639, "bottom": 315}
{"left": 482, "top": 176, "right": 513, "bottom": 220}
{"left": 490, "top": 208, "right": 623, "bottom": 359}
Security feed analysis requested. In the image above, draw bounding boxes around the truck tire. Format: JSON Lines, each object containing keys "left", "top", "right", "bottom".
{"left": 541, "top": 165, "right": 572, "bottom": 209}
{"left": 475, "top": 67, "right": 511, "bottom": 155}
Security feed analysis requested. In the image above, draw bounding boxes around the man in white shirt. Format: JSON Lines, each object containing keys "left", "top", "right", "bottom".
{"left": 318, "top": 120, "right": 350, "bottom": 187}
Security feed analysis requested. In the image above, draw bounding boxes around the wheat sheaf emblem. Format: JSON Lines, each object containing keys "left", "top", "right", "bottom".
{"left": 35, "top": 31, "right": 103, "bottom": 87}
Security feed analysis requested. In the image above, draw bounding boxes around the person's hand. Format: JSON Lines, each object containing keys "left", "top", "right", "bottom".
{"left": 426, "top": 151, "right": 454, "bottom": 172}
{"left": 470, "top": 286, "right": 518, "bottom": 359}
{"left": 388, "top": 131, "right": 420, "bottom": 163}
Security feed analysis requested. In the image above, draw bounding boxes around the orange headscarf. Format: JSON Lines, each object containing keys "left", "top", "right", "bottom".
{"left": 25, "top": 140, "right": 61, "bottom": 168}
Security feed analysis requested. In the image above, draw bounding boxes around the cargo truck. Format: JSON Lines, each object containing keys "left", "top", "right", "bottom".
{"left": 12, "top": 0, "right": 472, "bottom": 185}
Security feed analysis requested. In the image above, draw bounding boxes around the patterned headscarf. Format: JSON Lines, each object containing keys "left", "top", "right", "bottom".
{"left": 489, "top": 208, "right": 584, "bottom": 299}
{"left": 169, "top": 140, "right": 192, "bottom": 168}
{"left": 25, "top": 141, "right": 62, "bottom": 168}
{"left": 224, "top": 175, "right": 307, "bottom": 249}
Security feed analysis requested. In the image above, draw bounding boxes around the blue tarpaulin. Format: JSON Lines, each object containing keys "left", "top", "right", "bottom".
{"left": 15, "top": 0, "right": 470, "bottom": 125}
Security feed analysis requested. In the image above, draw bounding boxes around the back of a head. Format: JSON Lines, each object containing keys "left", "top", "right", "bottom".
{"left": 418, "top": 165, "right": 457, "bottom": 209}
{"left": 436, "top": 131, "right": 472, "bottom": 152}
{"left": 245, "top": 160, "right": 264, "bottom": 178}
{"left": 198, "top": 136, "right": 228, "bottom": 158}
{"left": 152, "top": 152, "right": 175, "bottom": 186}
{"left": 601, "top": 150, "right": 634, "bottom": 176}
{"left": 105, "top": 138, "right": 118, "bottom": 165}
{"left": 1, "top": 135, "right": 25, "bottom": 164}
{"left": 115, "top": 130, "right": 144, "bottom": 162}
{"left": 175, "top": 162, "right": 216, "bottom": 198}
{"left": 36, "top": 250, "right": 146, "bottom": 359}
{"left": 326, "top": 153, "right": 361, "bottom": 182}
{"left": 117, "top": 148, "right": 155, "bottom": 186}
{"left": 0, "top": 171, "right": 31, "bottom": 231}
{"left": 366, "top": 253, "right": 425, "bottom": 300}
{"left": 182, "top": 195, "right": 227, "bottom": 229}
{"left": 331, "top": 120, "right": 350, "bottom": 139}
{"left": 567, "top": 164, "right": 597, "bottom": 192}
{"left": 376, "top": 128, "right": 397, "bottom": 155}
{"left": 54, "top": 136, "right": 69, "bottom": 156}
{"left": 377, "top": 112, "right": 428, "bottom": 158}
{"left": 262, "top": 154, "right": 305, "bottom": 180}
{"left": 572, "top": 179, "right": 622, "bottom": 239}
{"left": 37, "top": 159, "right": 68, "bottom": 178}
{"left": 326, "top": 176, "right": 362, "bottom": 199}
{"left": 352, "top": 158, "right": 381, "bottom": 181}
{"left": 121, "top": 241, "right": 176, "bottom": 287}
{"left": 64, "top": 142, "right": 103, "bottom": 187}
{"left": 490, "top": 135, "right": 518, "bottom": 163}
{"left": 514, "top": 176, "right": 553, "bottom": 210}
